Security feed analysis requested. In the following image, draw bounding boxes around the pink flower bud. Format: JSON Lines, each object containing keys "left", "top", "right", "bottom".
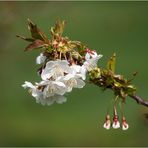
{"left": 122, "top": 117, "right": 129, "bottom": 130}
{"left": 112, "top": 115, "right": 120, "bottom": 129}
{"left": 103, "top": 115, "right": 111, "bottom": 130}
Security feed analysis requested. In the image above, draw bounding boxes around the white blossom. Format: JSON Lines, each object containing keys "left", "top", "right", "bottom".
{"left": 70, "top": 64, "right": 87, "bottom": 80}
{"left": 36, "top": 94, "right": 67, "bottom": 106}
{"left": 23, "top": 49, "right": 103, "bottom": 106}
{"left": 22, "top": 80, "right": 68, "bottom": 106}
{"left": 85, "top": 51, "right": 98, "bottom": 60}
{"left": 57, "top": 73, "right": 85, "bottom": 92}
{"left": 80, "top": 65, "right": 87, "bottom": 80}
{"left": 22, "top": 81, "right": 42, "bottom": 98}
{"left": 36, "top": 53, "right": 46, "bottom": 64}
{"left": 40, "top": 80, "right": 67, "bottom": 98}
{"left": 41, "top": 60, "right": 73, "bottom": 80}
{"left": 22, "top": 81, "right": 34, "bottom": 89}
{"left": 85, "top": 50, "right": 103, "bottom": 60}
{"left": 83, "top": 51, "right": 103, "bottom": 72}
{"left": 36, "top": 80, "right": 67, "bottom": 106}
{"left": 83, "top": 57, "right": 99, "bottom": 71}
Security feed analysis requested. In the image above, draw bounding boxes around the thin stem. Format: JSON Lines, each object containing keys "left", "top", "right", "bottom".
{"left": 129, "top": 94, "right": 148, "bottom": 107}
{"left": 113, "top": 95, "right": 119, "bottom": 116}
{"left": 114, "top": 106, "right": 117, "bottom": 116}
{"left": 59, "top": 51, "right": 62, "bottom": 60}
{"left": 114, "top": 95, "right": 119, "bottom": 108}
{"left": 119, "top": 101, "right": 124, "bottom": 117}
{"left": 64, "top": 53, "right": 67, "bottom": 61}
{"left": 106, "top": 97, "right": 114, "bottom": 115}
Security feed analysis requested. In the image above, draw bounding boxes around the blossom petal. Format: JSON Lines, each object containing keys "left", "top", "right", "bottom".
{"left": 80, "top": 65, "right": 87, "bottom": 80}
{"left": 54, "top": 95, "right": 67, "bottom": 104}
{"left": 41, "top": 69, "right": 53, "bottom": 80}
{"left": 70, "top": 65, "right": 81, "bottom": 74}
{"left": 22, "top": 81, "right": 34, "bottom": 89}
{"left": 63, "top": 73, "right": 74, "bottom": 81}
{"left": 85, "top": 52, "right": 91, "bottom": 60}
{"left": 45, "top": 61, "right": 55, "bottom": 69}
{"left": 36, "top": 53, "right": 46, "bottom": 64}
{"left": 41, "top": 60, "right": 72, "bottom": 80}
{"left": 75, "top": 78, "right": 85, "bottom": 88}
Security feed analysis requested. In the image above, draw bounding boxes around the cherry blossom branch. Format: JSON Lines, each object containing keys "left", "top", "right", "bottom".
{"left": 129, "top": 95, "right": 148, "bottom": 107}
{"left": 18, "top": 19, "right": 148, "bottom": 131}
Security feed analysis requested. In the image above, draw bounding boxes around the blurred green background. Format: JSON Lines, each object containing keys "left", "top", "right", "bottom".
{"left": 0, "top": 1, "right": 148, "bottom": 147}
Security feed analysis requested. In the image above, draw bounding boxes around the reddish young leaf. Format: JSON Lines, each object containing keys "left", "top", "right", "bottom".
{"left": 25, "top": 39, "right": 45, "bottom": 51}
{"left": 27, "top": 18, "right": 49, "bottom": 43}
{"left": 16, "top": 34, "right": 35, "bottom": 42}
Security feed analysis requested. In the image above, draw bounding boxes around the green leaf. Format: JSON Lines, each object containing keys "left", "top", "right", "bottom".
{"left": 25, "top": 39, "right": 45, "bottom": 51}
{"left": 120, "top": 89, "right": 126, "bottom": 98}
{"left": 125, "top": 85, "right": 137, "bottom": 95}
{"left": 114, "top": 81, "right": 122, "bottom": 87}
{"left": 27, "top": 18, "right": 48, "bottom": 43}
{"left": 107, "top": 53, "right": 116, "bottom": 73}
{"left": 16, "top": 34, "right": 35, "bottom": 42}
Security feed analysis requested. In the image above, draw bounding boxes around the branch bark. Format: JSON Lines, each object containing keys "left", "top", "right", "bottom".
{"left": 129, "top": 95, "right": 148, "bottom": 107}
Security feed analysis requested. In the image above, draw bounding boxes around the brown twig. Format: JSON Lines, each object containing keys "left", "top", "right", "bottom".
{"left": 129, "top": 95, "right": 148, "bottom": 107}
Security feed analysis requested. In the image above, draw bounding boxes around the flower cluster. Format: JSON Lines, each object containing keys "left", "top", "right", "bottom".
{"left": 22, "top": 48, "right": 102, "bottom": 105}
{"left": 19, "top": 19, "right": 102, "bottom": 105}
{"left": 103, "top": 107, "right": 129, "bottom": 130}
